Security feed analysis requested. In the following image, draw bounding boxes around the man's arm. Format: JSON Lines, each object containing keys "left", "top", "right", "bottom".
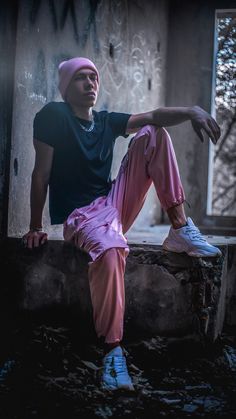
{"left": 126, "top": 105, "right": 221, "bottom": 144}
{"left": 23, "top": 139, "right": 54, "bottom": 249}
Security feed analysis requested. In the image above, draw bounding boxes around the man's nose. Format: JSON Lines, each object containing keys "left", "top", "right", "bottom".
{"left": 85, "top": 77, "right": 94, "bottom": 87}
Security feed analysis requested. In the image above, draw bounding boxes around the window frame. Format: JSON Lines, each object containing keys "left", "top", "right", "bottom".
{"left": 206, "top": 8, "right": 236, "bottom": 232}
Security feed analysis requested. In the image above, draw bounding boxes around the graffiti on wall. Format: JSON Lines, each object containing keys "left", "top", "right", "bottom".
{"left": 95, "top": 0, "right": 129, "bottom": 109}
{"left": 23, "top": 0, "right": 163, "bottom": 112}
{"left": 129, "top": 31, "right": 162, "bottom": 112}
{"left": 29, "top": 0, "right": 100, "bottom": 48}
{"left": 10, "top": 0, "right": 165, "bottom": 236}
{"left": 95, "top": 0, "right": 162, "bottom": 112}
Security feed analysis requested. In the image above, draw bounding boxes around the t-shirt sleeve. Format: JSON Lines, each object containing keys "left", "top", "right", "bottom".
{"left": 33, "top": 103, "right": 62, "bottom": 147}
{"left": 108, "top": 112, "right": 131, "bottom": 138}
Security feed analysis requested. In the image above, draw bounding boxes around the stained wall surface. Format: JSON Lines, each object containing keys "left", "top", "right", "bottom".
{"left": 8, "top": 0, "right": 168, "bottom": 238}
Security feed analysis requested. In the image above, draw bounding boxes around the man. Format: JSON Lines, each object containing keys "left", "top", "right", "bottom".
{"left": 23, "top": 57, "right": 222, "bottom": 391}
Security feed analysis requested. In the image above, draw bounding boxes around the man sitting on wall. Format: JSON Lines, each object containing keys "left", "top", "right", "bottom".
{"left": 23, "top": 57, "right": 221, "bottom": 391}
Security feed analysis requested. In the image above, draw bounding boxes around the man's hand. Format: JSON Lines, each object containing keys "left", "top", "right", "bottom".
{"left": 189, "top": 106, "right": 221, "bottom": 145}
{"left": 22, "top": 230, "right": 48, "bottom": 249}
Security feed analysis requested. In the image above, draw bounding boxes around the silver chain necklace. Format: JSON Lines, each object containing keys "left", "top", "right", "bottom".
{"left": 78, "top": 117, "right": 95, "bottom": 132}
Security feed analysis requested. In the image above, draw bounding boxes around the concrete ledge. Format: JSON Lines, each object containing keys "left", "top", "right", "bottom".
{"left": 1, "top": 237, "right": 235, "bottom": 342}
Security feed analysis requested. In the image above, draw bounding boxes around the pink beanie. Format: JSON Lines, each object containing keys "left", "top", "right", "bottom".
{"left": 58, "top": 57, "right": 100, "bottom": 100}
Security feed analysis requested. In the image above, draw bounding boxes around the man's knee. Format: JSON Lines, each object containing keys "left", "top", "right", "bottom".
{"left": 132, "top": 125, "right": 170, "bottom": 145}
{"left": 101, "top": 247, "right": 127, "bottom": 266}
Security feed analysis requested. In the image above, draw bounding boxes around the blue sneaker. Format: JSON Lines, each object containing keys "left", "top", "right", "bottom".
{"left": 162, "top": 217, "right": 222, "bottom": 258}
{"left": 101, "top": 346, "right": 135, "bottom": 391}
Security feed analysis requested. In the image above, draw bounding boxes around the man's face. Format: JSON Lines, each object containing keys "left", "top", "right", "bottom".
{"left": 66, "top": 68, "right": 99, "bottom": 107}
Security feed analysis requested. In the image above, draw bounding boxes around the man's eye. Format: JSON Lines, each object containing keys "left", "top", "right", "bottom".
{"left": 75, "top": 75, "right": 84, "bottom": 80}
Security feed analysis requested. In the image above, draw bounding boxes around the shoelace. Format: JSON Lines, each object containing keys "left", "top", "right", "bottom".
{"left": 185, "top": 226, "right": 207, "bottom": 242}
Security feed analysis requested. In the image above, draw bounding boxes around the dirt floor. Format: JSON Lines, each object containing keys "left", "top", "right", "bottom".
{"left": 0, "top": 314, "right": 236, "bottom": 419}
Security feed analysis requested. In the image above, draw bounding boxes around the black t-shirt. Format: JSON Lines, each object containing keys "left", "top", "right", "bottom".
{"left": 33, "top": 102, "right": 131, "bottom": 224}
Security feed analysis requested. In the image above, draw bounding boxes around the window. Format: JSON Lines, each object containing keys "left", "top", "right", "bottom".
{"left": 208, "top": 10, "right": 236, "bottom": 219}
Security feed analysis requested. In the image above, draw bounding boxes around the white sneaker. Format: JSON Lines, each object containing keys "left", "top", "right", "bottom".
{"left": 162, "top": 217, "right": 222, "bottom": 258}
{"left": 101, "top": 346, "right": 135, "bottom": 391}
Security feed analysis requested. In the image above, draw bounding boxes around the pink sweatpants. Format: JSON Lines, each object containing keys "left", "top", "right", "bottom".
{"left": 63, "top": 125, "right": 185, "bottom": 343}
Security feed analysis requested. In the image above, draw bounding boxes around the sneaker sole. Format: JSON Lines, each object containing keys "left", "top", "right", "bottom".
{"left": 163, "top": 243, "right": 222, "bottom": 258}
{"left": 101, "top": 383, "right": 135, "bottom": 391}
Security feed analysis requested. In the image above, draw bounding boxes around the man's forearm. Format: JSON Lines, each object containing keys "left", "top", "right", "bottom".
{"left": 152, "top": 106, "right": 192, "bottom": 127}
{"left": 29, "top": 171, "right": 48, "bottom": 229}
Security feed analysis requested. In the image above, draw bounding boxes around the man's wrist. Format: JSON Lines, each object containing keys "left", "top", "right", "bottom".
{"left": 187, "top": 106, "right": 198, "bottom": 120}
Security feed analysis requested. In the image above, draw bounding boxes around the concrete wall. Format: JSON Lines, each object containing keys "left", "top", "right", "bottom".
{"left": 2, "top": 0, "right": 235, "bottom": 239}
{"left": 0, "top": 1, "right": 18, "bottom": 236}
{"left": 165, "top": 0, "right": 236, "bottom": 225}
{"left": 7, "top": 0, "right": 169, "bottom": 238}
{"left": 1, "top": 238, "right": 230, "bottom": 342}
